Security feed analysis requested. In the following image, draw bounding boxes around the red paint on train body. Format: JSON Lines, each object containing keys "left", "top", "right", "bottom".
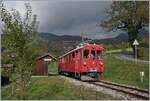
{"left": 58, "top": 43, "right": 104, "bottom": 79}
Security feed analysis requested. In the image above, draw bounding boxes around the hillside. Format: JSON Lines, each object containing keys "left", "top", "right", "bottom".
{"left": 39, "top": 32, "right": 82, "bottom": 42}
{"left": 94, "top": 33, "right": 128, "bottom": 44}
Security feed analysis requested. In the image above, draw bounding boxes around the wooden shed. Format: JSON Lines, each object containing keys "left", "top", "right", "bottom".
{"left": 32, "top": 53, "right": 57, "bottom": 76}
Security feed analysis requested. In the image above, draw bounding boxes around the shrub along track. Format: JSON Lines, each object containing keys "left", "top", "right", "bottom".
{"left": 60, "top": 75, "right": 149, "bottom": 100}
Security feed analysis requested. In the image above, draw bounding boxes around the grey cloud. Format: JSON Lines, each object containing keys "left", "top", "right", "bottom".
{"left": 36, "top": 1, "right": 111, "bottom": 34}
{"left": 4, "top": 1, "right": 116, "bottom": 38}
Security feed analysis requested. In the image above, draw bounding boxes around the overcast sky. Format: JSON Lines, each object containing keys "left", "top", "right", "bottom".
{"left": 2, "top": 0, "right": 122, "bottom": 39}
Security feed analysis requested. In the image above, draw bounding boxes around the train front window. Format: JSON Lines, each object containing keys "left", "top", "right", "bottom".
{"left": 84, "top": 50, "right": 89, "bottom": 59}
{"left": 97, "top": 50, "right": 102, "bottom": 59}
{"left": 91, "top": 50, "right": 96, "bottom": 59}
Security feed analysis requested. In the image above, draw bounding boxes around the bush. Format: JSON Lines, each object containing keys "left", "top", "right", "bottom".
{"left": 138, "top": 47, "right": 149, "bottom": 60}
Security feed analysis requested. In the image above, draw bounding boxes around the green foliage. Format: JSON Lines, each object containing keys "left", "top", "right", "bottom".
{"left": 138, "top": 47, "right": 149, "bottom": 60}
{"left": 102, "top": 55, "right": 149, "bottom": 89}
{"left": 0, "top": 2, "right": 42, "bottom": 99}
{"left": 100, "top": 1, "right": 149, "bottom": 53}
{"left": 102, "top": 42, "right": 130, "bottom": 52}
{"left": 48, "top": 40, "right": 64, "bottom": 56}
{"left": 100, "top": 1, "right": 148, "bottom": 32}
{"left": 48, "top": 61, "right": 58, "bottom": 72}
{"left": 137, "top": 36, "right": 149, "bottom": 60}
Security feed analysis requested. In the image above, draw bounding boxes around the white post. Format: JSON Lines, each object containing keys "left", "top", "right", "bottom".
{"left": 140, "top": 72, "right": 144, "bottom": 83}
{"left": 135, "top": 45, "right": 137, "bottom": 63}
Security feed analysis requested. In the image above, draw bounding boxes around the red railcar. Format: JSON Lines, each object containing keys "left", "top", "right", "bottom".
{"left": 58, "top": 43, "right": 104, "bottom": 80}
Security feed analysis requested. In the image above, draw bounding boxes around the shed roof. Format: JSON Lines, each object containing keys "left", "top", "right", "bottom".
{"left": 36, "top": 53, "right": 57, "bottom": 61}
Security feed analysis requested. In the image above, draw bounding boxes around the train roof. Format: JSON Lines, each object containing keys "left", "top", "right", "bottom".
{"left": 59, "top": 43, "right": 104, "bottom": 58}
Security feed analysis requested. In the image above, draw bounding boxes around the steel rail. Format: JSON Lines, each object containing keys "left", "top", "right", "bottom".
{"left": 88, "top": 81, "right": 149, "bottom": 100}
{"left": 99, "top": 80, "right": 149, "bottom": 93}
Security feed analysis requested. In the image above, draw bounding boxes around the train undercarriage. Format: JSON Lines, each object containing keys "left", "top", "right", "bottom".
{"left": 59, "top": 71, "right": 101, "bottom": 81}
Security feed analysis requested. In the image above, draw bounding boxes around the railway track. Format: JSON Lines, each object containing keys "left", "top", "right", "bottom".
{"left": 88, "top": 80, "right": 149, "bottom": 100}
{"left": 61, "top": 75, "right": 149, "bottom": 100}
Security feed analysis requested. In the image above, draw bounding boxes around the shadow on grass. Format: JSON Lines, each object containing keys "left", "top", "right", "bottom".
{"left": 1, "top": 76, "right": 11, "bottom": 87}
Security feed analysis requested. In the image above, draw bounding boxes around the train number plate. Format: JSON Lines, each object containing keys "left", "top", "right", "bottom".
{"left": 89, "top": 68, "right": 97, "bottom": 72}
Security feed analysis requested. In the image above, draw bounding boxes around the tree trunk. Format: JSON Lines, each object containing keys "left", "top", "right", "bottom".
{"left": 128, "top": 29, "right": 138, "bottom": 58}
{"left": 131, "top": 44, "right": 135, "bottom": 57}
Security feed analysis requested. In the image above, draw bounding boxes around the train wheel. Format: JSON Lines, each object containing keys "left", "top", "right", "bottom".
{"left": 76, "top": 73, "right": 81, "bottom": 80}
{"left": 58, "top": 71, "right": 62, "bottom": 75}
{"left": 96, "top": 73, "right": 100, "bottom": 80}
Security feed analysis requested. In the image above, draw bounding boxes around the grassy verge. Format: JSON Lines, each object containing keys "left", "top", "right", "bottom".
{"left": 138, "top": 47, "right": 149, "bottom": 60}
{"left": 2, "top": 76, "right": 119, "bottom": 100}
{"left": 102, "top": 54, "right": 149, "bottom": 89}
{"left": 105, "top": 48, "right": 132, "bottom": 54}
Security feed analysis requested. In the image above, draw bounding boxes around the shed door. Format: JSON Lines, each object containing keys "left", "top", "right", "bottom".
{"left": 33, "top": 60, "right": 48, "bottom": 76}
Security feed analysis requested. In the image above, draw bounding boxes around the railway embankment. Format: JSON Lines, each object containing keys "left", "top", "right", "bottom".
{"left": 60, "top": 75, "right": 149, "bottom": 100}
{"left": 102, "top": 54, "right": 149, "bottom": 90}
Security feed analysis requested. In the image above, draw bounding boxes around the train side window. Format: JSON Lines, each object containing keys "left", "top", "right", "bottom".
{"left": 65, "top": 56, "right": 67, "bottom": 62}
{"left": 72, "top": 52, "right": 75, "bottom": 59}
{"left": 76, "top": 51, "right": 78, "bottom": 53}
{"left": 80, "top": 50, "right": 82, "bottom": 59}
{"left": 67, "top": 55, "right": 69, "bottom": 62}
{"left": 76, "top": 51, "right": 79, "bottom": 59}
{"left": 84, "top": 50, "right": 89, "bottom": 59}
{"left": 64, "top": 57, "right": 65, "bottom": 62}
{"left": 69, "top": 54, "right": 71, "bottom": 61}
{"left": 91, "top": 50, "right": 96, "bottom": 59}
{"left": 66, "top": 56, "right": 67, "bottom": 62}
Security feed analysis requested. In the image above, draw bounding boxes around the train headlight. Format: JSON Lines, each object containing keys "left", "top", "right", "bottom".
{"left": 100, "top": 62, "right": 103, "bottom": 65}
{"left": 92, "top": 62, "right": 95, "bottom": 64}
{"left": 84, "top": 62, "right": 87, "bottom": 65}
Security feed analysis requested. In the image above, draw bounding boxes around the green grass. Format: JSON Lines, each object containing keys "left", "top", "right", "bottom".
{"left": 101, "top": 54, "right": 149, "bottom": 89}
{"left": 2, "top": 76, "right": 119, "bottom": 100}
{"left": 105, "top": 48, "right": 132, "bottom": 54}
{"left": 105, "top": 47, "right": 149, "bottom": 61}
{"left": 48, "top": 61, "right": 58, "bottom": 72}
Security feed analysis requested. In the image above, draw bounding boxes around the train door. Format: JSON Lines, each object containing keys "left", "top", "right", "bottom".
{"left": 75, "top": 51, "right": 79, "bottom": 75}
{"left": 75, "top": 50, "right": 82, "bottom": 78}
{"left": 75, "top": 50, "right": 82, "bottom": 76}
{"left": 96, "top": 50, "right": 104, "bottom": 72}
{"left": 71, "top": 52, "right": 75, "bottom": 72}
{"left": 90, "top": 49, "right": 97, "bottom": 68}
{"left": 83, "top": 49, "right": 90, "bottom": 71}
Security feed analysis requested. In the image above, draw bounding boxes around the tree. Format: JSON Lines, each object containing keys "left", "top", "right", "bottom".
{"left": 0, "top": 2, "right": 42, "bottom": 99}
{"left": 99, "top": 1, "right": 149, "bottom": 55}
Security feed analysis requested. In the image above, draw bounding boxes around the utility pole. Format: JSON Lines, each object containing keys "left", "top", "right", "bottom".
{"left": 81, "top": 32, "right": 84, "bottom": 42}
